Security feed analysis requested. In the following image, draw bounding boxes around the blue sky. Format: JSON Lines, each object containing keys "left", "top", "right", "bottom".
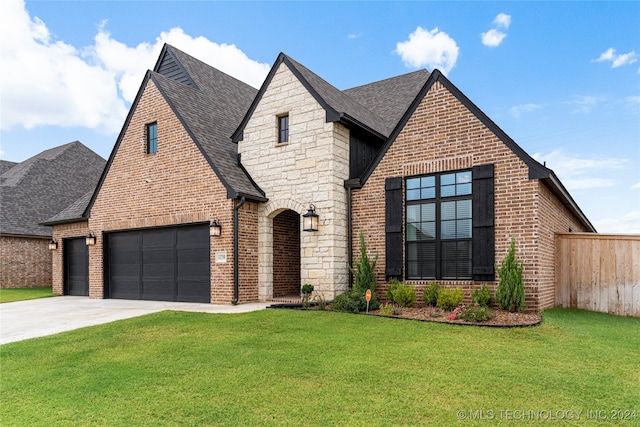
{"left": 1, "top": 0, "right": 638, "bottom": 233}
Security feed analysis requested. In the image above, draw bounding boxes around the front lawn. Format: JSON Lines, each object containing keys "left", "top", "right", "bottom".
{"left": 0, "top": 286, "right": 54, "bottom": 303}
{"left": 1, "top": 308, "right": 638, "bottom": 425}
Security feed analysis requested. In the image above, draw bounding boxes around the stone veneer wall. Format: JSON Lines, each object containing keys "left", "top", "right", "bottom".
{"left": 238, "top": 62, "right": 350, "bottom": 300}
{"left": 351, "top": 81, "right": 587, "bottom": 312}
{"left": 0, "top": 235, "right": 51, "bottom": 288}
{"left": 87, "top": 80, "right": 257, "bottom": 303}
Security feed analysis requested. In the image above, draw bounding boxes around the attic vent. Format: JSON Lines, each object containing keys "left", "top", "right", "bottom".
{"left": 156, "top": 49, "right": 197, "bottom": 88}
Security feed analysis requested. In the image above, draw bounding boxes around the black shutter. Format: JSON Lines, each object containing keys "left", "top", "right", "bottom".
{"left": 385, "top": 177, "right": 403, "bottom": 277}
{"left": 472, "top": 164, "right": 495, "bottom": 281}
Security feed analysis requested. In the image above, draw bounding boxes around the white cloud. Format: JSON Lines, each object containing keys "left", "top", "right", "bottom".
{"left": 481, "top": 29, "right": 507, "bottom": 48}
{"left": 395, "top": 26, "right": 459, "bottom": 74}
{"left": 493, "top": 13, "right": 511, "bottom": 29}
{"left": 593, "top": 48, "right": 638, "bottom": 68}
{"left": 532, "top": 149, "right": 626, "bottom": 190}
{"left": 509, "top": 103, "right": 541, "bottom": 118}
{"left": 481, "top": 13, "right": 511, "bottom": 47}
{"left": 632, "top": 182, "right": 640, "bottom": 189}
{"left": 593, "top": 211, "right": 640, "bottom": 234}
{"left": 347, "top": 33, "right": 361, "bottom": 40}
{"left": 0, "top": 0, "right": 270, "bottom": 134}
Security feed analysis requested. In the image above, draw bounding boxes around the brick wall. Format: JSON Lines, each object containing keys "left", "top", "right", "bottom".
{"left": 87, "top": 80, "right": 250, "bottom": 303}
{"left": 352, "top": 80, "right": 587, "bottom": 312}
{"left": 50, "top": 221, "right": 90, "bottom": 294}
{"left": 0, "top": 235, "right": 51, "bottom": 288}
{"left": 272, "top": 209, "right": 301, "bottom": 297}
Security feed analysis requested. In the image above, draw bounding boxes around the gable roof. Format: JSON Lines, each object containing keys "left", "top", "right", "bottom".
{"left": 355, "top": 69, "right": 595, "bottom": 232}
{"left": 1, "top": 141, "right": 105, "bottom": 236}
{"left": 232, "top": 54, "right": 430, "bottom": 142}
{"left": 83, "top": 44, "right": 266, "bottom": 216}
{"left": 0, "top": 160, "right": 17, "bottom": 175}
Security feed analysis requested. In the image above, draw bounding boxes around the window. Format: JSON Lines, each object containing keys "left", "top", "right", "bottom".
{"left": 146, "top": 122, "right": 158, "bottom": 154}
{"left": 406, "top": 170, "right": 472, "bottom": 280}
{"left": 278, "top": 114, "right": 289, "bottom": 144}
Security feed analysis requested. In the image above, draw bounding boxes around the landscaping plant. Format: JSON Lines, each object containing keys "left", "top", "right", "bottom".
{"left": 422, "top": 281, "right": 440, "bottom": 306}
{"left": 471, "top": 284, "right": 493, "bottom": 308}
{"left": 389, "top": 283, "right": 417, "bottom": 308}
{"left": 460, "top": 305, "right": 493, "bottom": 322}
{"left": 301, "top": 283, "right": 314, "bottom": 309}
{"left": 436, "top": 287, "right": 464, "bottom": 311}
{"left": 385, "top": 278, "right": 402, "bottom": 303}
{"left": 495, "top": 238, "right": 525, "bottom": 312}
{"left": 333, "top": 232, "right": 380, "bottom": 313}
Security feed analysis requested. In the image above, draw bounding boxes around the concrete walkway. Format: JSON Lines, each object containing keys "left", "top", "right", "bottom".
{"left": 0, "top": 296, "right": 270, "bottom": 345}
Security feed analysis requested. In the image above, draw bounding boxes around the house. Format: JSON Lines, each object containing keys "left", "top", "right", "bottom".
{"left": 45, "top": 45, "right": 594, "bottom": 311}
{"left": 0, "top": 142, "right": 105, "bottom": 288}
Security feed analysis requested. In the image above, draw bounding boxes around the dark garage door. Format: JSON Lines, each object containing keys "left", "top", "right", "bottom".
{"left": 64, "top": 238, "right": 89, "bottom": 296}
{"left": 105, "top": 224, "right": 210, "bottom": 302}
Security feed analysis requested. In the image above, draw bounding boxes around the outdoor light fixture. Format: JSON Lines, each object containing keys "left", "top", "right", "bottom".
{"left": 85, "top": 231, "right": 96, "bottom": 246}
{"left": 48, "top": 238, "right": 58, "bottom": 250}
{"left": 302, "top": 204, "right": 319, "bottom": 232}
{"left": 209, "top": 218, "right": 222, "bottom": 237}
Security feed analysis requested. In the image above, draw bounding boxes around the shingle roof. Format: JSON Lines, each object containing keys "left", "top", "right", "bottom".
{"left": 152, "top": 46, "right": 264, "bottom": 200}
{"left": 234, "top": 53, "right": 430, "bottom": 143}
{"left": 42, "top": 191, "right": 93, "bottom": 225}
{"left": 1, "top": 141, "right": 105, "bottom": 236}
{"left": 0, "top": 160, "right": 17, "bottom": 175}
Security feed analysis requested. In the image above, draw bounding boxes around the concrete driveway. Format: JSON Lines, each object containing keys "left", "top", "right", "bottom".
{"left": 0, "top": 296, "right": 270, "bottom": 345}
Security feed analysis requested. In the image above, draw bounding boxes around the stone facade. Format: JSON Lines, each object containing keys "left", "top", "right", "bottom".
{"left": 238, "top": 62, "right": 350, "bottom": 300}
{"left": 351, "top": 81, "right": 586, "bottom": 312}
{"left": 0, "top": 236, "right": 51, "bottom": 288}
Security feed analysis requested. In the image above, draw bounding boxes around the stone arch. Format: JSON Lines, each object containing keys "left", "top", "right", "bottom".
{"left": 257, "top": 199, "right": 307, "bottom": 301}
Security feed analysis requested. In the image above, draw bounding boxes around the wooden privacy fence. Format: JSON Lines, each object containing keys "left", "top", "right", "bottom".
{"left": 556, "top": 233, "right": 640, "bottom": 317}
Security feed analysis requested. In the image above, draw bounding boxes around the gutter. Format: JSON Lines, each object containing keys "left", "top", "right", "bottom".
{"left": 232, "top": 196, "right": 246, "bottom": 304}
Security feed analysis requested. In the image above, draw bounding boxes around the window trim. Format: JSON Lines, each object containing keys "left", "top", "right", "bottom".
{"left": 405, "top": 169, "right": 473, "bottom": 281}
{"left": 146, "top": 122, "right": 158, "bottom": 154}
{"left": 277, "top": 114, "right": 289, "bottom": 144}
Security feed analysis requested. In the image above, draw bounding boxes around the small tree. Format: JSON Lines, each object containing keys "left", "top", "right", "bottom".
{"left": 349, "top": 231, "right": 378, "bottom": 293}
{"left": 495, "top": 238, "right": 525, "bottom": 312}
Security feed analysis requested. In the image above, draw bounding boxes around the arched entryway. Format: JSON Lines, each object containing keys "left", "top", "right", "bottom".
{"left": 272, "top": 209, "right": 300, "bottom": 298}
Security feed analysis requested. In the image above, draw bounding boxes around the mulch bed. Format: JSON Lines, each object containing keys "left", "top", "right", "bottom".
{"left": 367, "top": 304, "right": 542, "bottom": 327}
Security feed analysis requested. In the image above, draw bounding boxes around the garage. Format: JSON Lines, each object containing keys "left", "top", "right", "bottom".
{"left": 104, "top": 224, "right": 210, "bottom": 303}
{"left": 64, "top": 238, "right": 89, "bottom": 296}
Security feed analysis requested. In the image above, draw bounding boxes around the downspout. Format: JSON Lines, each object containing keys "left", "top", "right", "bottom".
{"left": 347, "top": 186, "right": 353, "bottom": 288}
{"left": 232, "top": 196, "right": 246, "bottom": 305}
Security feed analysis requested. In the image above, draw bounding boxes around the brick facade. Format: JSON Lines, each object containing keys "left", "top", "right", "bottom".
{"left": 0, "top": 236, "right": 51, "bottom": 288}
{"left": 86, "top": 80, "right": 257, "bottom": 303}
{"left": 352, "top": 81, "right": 587, "bottom": 312}
{"left": 272, "top": 209, "right": 301, "bottom": 297}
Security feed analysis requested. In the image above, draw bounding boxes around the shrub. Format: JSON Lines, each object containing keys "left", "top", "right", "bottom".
{"left": 379, "top": 303, "right": 393, "bottom": 317}
{"left": 436, "top": 287, "right": 464, "bottom": 311}
{"left": 349, "top": 231, "right": 378, "bottom": 294}
{"left": 460, "top": 305, "right": 493, "bottom": 322}
{"left": 423, "top": 282, "right": 440, "bottom": 306}
{"left": 385, "top": 278, "right": 402, "bottom": 302}
{"left": 471, "top": 284, "right": 493, "bottom": 308}
{"left": 495, "top": 238, "right": 525, "bottom": 312}
{"left": 390, "top": 283, "right": 417, "bottom": 308}
{"left": 331, "top": 290, "right": 379, "bottom": 314}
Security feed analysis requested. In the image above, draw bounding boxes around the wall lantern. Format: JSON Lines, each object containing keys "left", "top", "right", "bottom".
{"left": 209, "top": 218, "right": 222, "bottom": 237}
{"left": 48, "top": 238, "right": 58, "bottom": 250}
{"left": 303, "top": 204, "right": 319, "bottom": 232}
{"left": 85, "top": 231, "right": 96, "bottom": 246}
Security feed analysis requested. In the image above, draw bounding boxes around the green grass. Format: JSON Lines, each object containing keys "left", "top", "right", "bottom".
{"left": 1, "top": 308, "right": 638, "bottom": 426}
{"left": 0, "top": 286, "right": 54, "bottom": 303}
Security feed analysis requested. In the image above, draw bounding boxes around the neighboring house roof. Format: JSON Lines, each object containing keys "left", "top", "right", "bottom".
{"left": 354, "top": 69, "right": 596, "bottom": 233}
{"left": 84, "top": 44, "right": 266, "bottom": 213}
{"left": 1, "top": 141, "right": 105, "bottom": 237}
{"left": 233, "top": 54, "right": 430, "bottom": 142}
